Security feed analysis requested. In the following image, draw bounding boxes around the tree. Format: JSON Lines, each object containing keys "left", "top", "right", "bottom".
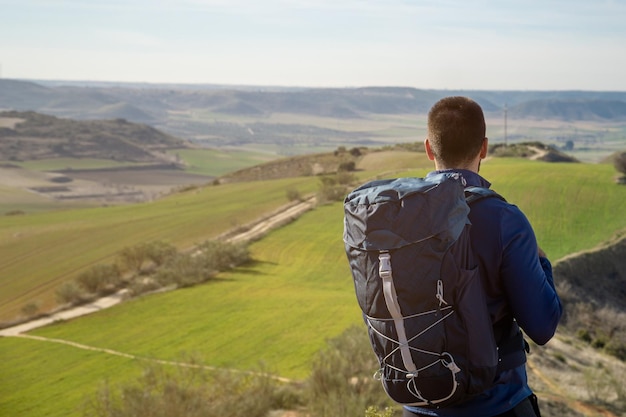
{"left": 614, "top": 151, "right": 626, "bottom": 184}
{"left": 614, "top": 151, "right": 626, "bottom": 174}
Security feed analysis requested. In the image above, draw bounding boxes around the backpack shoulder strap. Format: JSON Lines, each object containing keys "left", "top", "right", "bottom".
{"left": 465, "top": 186, "right": 528, "bottom": 370}
{"left": 464, "top": 186, "right": 506, "bottom": 205}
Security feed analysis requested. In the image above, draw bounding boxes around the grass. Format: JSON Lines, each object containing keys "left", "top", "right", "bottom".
{"left": 2, "top": 157, "right": 626, "bottom": 417}
{"left": 0, "top": 204, "right": 359, "bottom": 417}
{"left": 478, "top": 159, "right": 626, "bottom": 259}
{"left": 0, "top": 336, "right": 142, "bottom": 417}
{"left": 0, "top": 184, "right": 96, "bottom": 214}
{"left": 167, "top": 148, "right": 278, "bottom": 177}
{"left": 0, "top": 176, "right": 319, "bottom": 322}
{"left": 29, "top": 203, "right": 355, "bottom": 376}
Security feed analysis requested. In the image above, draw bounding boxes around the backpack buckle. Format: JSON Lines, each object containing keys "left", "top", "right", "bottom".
{"left": 378, "top": 252, "right": 392, "bottom": 279}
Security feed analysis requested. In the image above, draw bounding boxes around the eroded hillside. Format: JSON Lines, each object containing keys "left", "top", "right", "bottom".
{"left": 0, "top": 110, "right": 187, "bottom": 163}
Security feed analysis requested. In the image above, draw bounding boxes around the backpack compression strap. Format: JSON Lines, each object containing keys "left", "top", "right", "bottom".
{"left": 378, "top": 252, "right": 418, "bottom": 376}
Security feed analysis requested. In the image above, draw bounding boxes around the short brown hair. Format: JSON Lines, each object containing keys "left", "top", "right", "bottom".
{"left": 427, "top": 96, "right": 486, "bottom": 167}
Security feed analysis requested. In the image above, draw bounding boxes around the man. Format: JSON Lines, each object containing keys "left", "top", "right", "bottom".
{"left": 404, "top": 97, "right": 562, "bottom": 417}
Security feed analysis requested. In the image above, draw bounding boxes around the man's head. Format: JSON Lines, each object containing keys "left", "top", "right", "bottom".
{"left": 426, "top": 96, "right": 487, "bottom": 170}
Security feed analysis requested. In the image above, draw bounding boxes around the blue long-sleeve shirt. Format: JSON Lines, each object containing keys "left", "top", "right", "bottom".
{"left": 406, "top": 169, "right": 562, "bottom": 417}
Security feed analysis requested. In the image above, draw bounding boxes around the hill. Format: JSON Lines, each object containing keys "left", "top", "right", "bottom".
{"left": 553, "top": 230, "right": 626, "bottom": 356}
{"left": 0, "top": 155, "right": 625, "bottom": 416}
{"left": 0, "top": 110, "right": 186, "bottom": 163}
{"left": 5, "top": 79, "right": 626, "bottom": 122}
{"left": 511, "top": 99, "right": 626, "bottom": 121}
{"left": 0, "top": 158, "right": 625, "bottom": 416}
{"left": 2, "top": 79, "right": 626, "bottom": 164}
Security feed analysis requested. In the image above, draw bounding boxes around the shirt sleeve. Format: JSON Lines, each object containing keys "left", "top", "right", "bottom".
{"left": 499, "top": 205, "right": 562, "bottom": 345}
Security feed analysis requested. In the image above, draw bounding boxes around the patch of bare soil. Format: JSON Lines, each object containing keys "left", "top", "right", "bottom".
{"left": 527, "top": 333, "right": 625, "bottom": 417}
{"left": 0, "top": 116, "right": 24, "bottom": 129}
{"left": 0, "top": 165, "right": 212, "bottom": 204}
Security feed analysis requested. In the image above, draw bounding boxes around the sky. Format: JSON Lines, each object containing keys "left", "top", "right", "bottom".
{"left": 1, "top": 0, "right": 626, "bottom": 91}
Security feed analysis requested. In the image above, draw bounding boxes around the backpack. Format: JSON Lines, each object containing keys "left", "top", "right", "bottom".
{"left": 343, "top": 172, "right": 525, "bottom": 408}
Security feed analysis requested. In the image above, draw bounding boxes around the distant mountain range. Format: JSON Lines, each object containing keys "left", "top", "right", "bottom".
{"left": 2, "top": 79, "right": 626, "bottom": 123}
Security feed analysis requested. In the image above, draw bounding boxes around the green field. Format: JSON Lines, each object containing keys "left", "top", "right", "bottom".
{"left": 1, "top": 157, "right": 626, "bottom": 416}
{"left": 167, "top": 148, "right": 278, "bottom": 177}
{"left": 0, "top": 176, "right": 319, "bottom": 322}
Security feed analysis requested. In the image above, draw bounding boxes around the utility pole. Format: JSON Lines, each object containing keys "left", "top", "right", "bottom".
{"left": 504, "top": 103, "right": 508, "bottom": 146}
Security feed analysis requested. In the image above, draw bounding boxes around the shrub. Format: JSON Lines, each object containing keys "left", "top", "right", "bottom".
{"left": 118, "top": 241, "right": 177, "bottom": 274}
{"left": 604, "top": 339, "right": 626, "bottom": 361}
{"left": 155, "top": 253, "right": 211, "bottom": 288}
{"left": 76, "top": 264, "right": 122, "bottom": 295}
{"left": 317, "top": 173, "right": 356, "bottom": 203}
{"left": 56, "top": 281, "right": 89, "bottom": 305}
{"left": 286, "top": 187, "right": 302, "bottom": 202}
{"left": 21, "top": 301, "right": 40, "bottom": 317}
{"left": 307, "top": 325, "right": 396, "bottom": 417}
{"left": 576, "top": 329, "right": 593, "bottom": 343}
{"left": 128, "top": 278, "right": 163, "bottom": 296}
{"left": 83, "top": 361, "right": 282, "bottom": 417}
{"left": 318, "top": 183, "right": 347, "bottom": 203}
{"left": 154, "top": 241, "right": 249, "bottom": 288}
{"left": 349, "top": 147, "right": 362, "bottom": 157}
{"left": 366, "top": 406, "right": 396, "bottom": 417}
{"left": 118, "top": 244, "right": 149, "bottom": 274}
{"left": 197, "top": 240, "right": 249, "bottom": 270}
{"left": 338, "top": 161, "right": 356, "bottom": 172}
{"left": 143, "top": 241, "right": 178, "bottom": 267}
{"left": 614, "top": 151, "right": 626, "bottom": 178}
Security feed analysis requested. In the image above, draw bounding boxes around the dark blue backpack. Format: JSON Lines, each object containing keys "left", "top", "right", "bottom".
{"left": 343, "top": 172, "right": 524, "bottom": 407}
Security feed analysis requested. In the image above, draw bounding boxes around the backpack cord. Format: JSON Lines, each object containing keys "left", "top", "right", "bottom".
{"left": 376, "top": 251, "right": 461, "bottom": 406}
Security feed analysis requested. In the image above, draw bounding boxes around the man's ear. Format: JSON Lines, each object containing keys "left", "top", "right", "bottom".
{"left": 479, "top": 137, "right": 488, "bottom": 159}
{"left": 424, "top": 138, "right": 435, "bottom": 161}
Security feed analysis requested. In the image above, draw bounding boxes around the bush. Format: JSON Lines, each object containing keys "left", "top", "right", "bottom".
{"left": 350, "top": 147, "right": 362, "bottom": 157}
{"left": 21, "top": 301, "right": 40, "bottom": 317}
{"left": 614, "top": 151, "right": 626, "bottom": 177}
{"left": 83, "top": 361, "right": 283, "bottom": 417}
{"left": 576, "top": 329, "right": 593, "bottom": 343}
{"left": 317, "top": 173, "right": 356, "bottom": 203}
{"left": 118, "top": 244, "right": 149, "bottom": 274}
{"left": 307, "top": 325, "right": 396, "bottom": 417}
{"left": 286, "top": 187, "right": 303, "bottom": 202}
{"left": 56, "top": 281, "right": 89, "bottom": 305}
{"left": 366, "top": 406, "right": 396, "bottom": 417}
{"left": 338, "top": 161, "right": 356, "bottom": 172}
{"left": 604, "top": 339, "right": 626, "bottom": 361}
{"left": 155, "top": 253, "right": 211, "bottom": 288}
{"left": 76, "top": 264, "right": 122, "bottom": 295}
{"left": 155, "top": 241, "right": 249, "bottom": 288}
{"left": 118, "top": 241, "right": 177, "bottom": 274}
{"left": 196, "top": 240, "right": 250, "bottom": 272}
{"left": 144, "top": 241, "right": 178, "bottom": 267}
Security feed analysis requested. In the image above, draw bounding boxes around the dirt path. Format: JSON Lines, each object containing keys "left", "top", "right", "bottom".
{"left": 12, "top": 333, "right": 293, "bottom": 383}
{"left": 528, "top": 146, "right": 550, "bottom": 160}
{"left": 0, "top": 196, "right": 317, "bottom": 338}
{"left": 0, "top": 290, "right": 130, "bottom": 337}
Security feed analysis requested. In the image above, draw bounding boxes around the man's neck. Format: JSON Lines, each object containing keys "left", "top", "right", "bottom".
{"left": 434, "top": 161, "right": 479, "bottom": 173}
